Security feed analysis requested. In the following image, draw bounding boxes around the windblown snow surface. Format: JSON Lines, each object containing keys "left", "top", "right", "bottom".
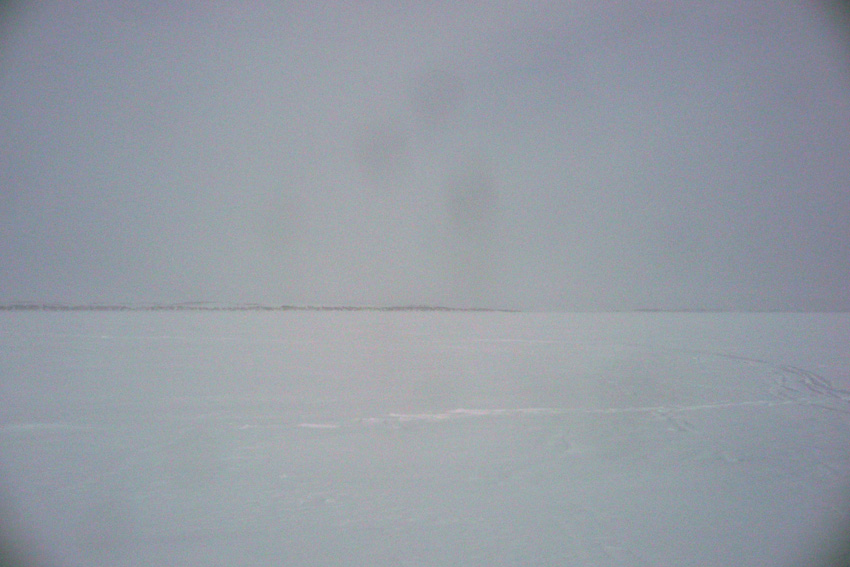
{"left": 1, "top": 311, "right": 849, "bottom": 566}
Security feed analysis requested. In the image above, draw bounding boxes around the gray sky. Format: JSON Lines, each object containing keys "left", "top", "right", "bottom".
{"left": 1, "top": 1, "right": 849, "bottom": 310}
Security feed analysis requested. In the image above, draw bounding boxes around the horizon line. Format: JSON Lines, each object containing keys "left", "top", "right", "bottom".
{"left": 0, "top": 303, "right": 846, "bottom": 314}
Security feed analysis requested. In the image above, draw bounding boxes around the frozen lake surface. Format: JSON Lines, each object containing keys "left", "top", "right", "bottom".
{"left": 1, "top": 311, "right": 849, "bottom": 566}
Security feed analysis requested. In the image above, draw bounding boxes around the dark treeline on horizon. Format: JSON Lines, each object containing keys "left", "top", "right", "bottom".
{"left": 0, "top": 303, "right": 518, "bottom": 313}
{"left": 0, "top": 304, "right": 844, "bottom": 313}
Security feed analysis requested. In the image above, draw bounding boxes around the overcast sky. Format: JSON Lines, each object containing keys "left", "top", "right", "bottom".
{"left": 1, "top": 1, "right": 849, "bottom": 310}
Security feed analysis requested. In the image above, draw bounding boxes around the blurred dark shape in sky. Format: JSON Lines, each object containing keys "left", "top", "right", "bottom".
{"left": 445, "top": 157, "right": 497, "bottom": 235}
{"left": 410, "top": 68, "right": 465, "bottom": 125}
{"left": 354, "top": 119, "right": 411, "bottom": 189}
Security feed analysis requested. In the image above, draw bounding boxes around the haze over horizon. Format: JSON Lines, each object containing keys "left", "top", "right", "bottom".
{"left": 2, "top": 1, "right": 849, "bottom": 311}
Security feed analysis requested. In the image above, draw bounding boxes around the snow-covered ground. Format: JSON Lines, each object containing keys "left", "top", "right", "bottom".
{"left": 1, "top": 311, "right": 849, "bottom": 566}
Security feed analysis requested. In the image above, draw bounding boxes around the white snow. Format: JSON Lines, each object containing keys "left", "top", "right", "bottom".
{"left": 1, "top": 311, "right": 849, "bottom": 566}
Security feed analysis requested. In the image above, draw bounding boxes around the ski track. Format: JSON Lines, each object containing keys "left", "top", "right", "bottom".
{"left": 5, "top": 348, "right": 846, "bottom": 437}
{"left": 0, "top": 422, "right": 98, "bottom": 433}
{"left": 3, "top": 340, "right": 848, "bottom": 506}
{"left": 2, "top": 395, "right": 833, "bottom": 440}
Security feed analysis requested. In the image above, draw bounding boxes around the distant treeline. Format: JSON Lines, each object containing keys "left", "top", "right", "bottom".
{"left": 1, "top": 304, "right": 835, "bottom": 313}
{"left": 0, "top": 303, "right": 517, "bottom": 313}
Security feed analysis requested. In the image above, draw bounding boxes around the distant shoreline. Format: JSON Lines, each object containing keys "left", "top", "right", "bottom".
{"left": 0, "top": 304, "right": 845, "bottom": 313}
{"left": 0, "top": 303, "right": 517, "bottom": 313}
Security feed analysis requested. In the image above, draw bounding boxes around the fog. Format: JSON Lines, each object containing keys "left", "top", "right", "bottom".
{"left": 3, "top": 5, "right": 850, "bottom": 563}
{"left": 2, "top": 1, "right": 849, "bottom": 310}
